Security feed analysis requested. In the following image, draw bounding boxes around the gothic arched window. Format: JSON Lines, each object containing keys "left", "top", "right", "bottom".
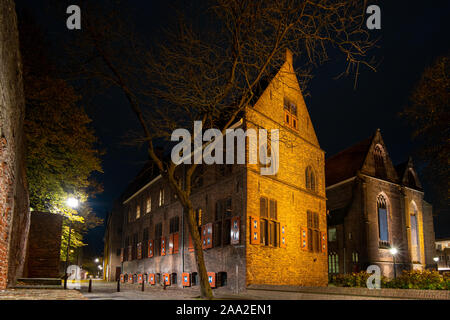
{"left": 305, "top": 166, "right": 316, "bottom": 192}
{"left": 377, "top": 195, "right": 389, "bottom": 246}
{"left": 374, "top": 145, "right": 387, "bottom": 179}
{"left": 410, "top": 202, "right": 420, "bottom": 262}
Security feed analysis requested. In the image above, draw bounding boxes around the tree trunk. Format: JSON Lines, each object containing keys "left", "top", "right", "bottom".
{"left": 185, "top": 205, "right": 213, "bottom": 299}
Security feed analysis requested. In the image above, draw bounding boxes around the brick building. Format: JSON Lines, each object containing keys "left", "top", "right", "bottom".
{"left": 104, "top": 49, "right": 328, "bottom": 290}
{"left": 0, "top": 0, "right": 31, "bottom": 289}
{"left": 325, "top": 130, "right": 436, "bottom": 278}
{"left": 435, "top": 238, "right": 450, "bottom": 272}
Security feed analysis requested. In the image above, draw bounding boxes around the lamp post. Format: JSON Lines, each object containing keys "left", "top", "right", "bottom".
{"left": 389, "top": 247, "right": 398, "bottom": 279}
{"left": 64, "top": 197, "right": 78, "bottom": 289}
{"left": 433, "top": 256, "right": 439, "bottom": 271}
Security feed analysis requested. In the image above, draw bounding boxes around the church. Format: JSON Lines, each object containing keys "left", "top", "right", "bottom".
{"left": 325, "top": 130, "right": 436, "bottom": 278}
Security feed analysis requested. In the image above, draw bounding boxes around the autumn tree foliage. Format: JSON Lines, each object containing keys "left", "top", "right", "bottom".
{"left": 401, "top": 54, "right": 450, "bottom": 218}
{"left": 18, "top": 12, "right": 103, "bottom": 261}
{"left": 68, "top": 0, "right": 376, "bottom": 298}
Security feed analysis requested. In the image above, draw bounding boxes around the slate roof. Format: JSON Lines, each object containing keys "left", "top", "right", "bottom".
{"left": 325, "top": 134, "right": 374, "bottom": 187}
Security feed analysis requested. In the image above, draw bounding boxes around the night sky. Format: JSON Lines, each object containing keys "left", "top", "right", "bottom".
{"left": 15, "top": 1, "right": 450, "bottom": 256}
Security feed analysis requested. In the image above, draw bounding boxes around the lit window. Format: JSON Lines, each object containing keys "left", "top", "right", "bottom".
{"left": 159, "top": 188, "right": 164, "bottom": 206}
{"left": 329, "top": 252, "right": 339, "bottom": 274}
{"left": 377, "top": 195, "right": 389, "bottom": 246}
{"left": 305, "top": 166, "right": 316, "bottom": 192}
{"left": 328, "top": 227, "right": 336, "bottom": 242}
{"left": 146, "top": 197, "right": 151, "bottom": 213}
{"left": 136, "top": 205, "right": 140, "bottom": 219}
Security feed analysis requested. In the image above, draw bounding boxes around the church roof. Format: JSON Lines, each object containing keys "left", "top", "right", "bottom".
{"left": 325, "top": 134, "right": 374, "bottom": 187}
{"left": 394, "top": 161, "right": 408, "bottom": 179}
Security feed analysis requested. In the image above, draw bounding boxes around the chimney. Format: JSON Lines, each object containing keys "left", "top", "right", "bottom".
{"left": 285, "top": 48, "right": 293, "bottom": 65}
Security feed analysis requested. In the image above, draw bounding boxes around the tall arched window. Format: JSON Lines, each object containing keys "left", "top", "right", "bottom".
{"left": 410, "top": 202, "right": 420, "bottom": 262}
{"left": 377, "top": 194, "right": 389, "bottom": 246}
{"left": 305, "top": 166, "right": 316, "bottom": 192}
{"left": 374, "top": 145, "right": 387, "bottom": 178}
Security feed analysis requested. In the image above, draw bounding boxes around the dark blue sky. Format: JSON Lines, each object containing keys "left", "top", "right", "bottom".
{"left": 15, "top": 1, "right": 450, "bottom": 255}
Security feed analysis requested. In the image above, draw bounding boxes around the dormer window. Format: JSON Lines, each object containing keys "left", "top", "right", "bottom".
{"left": 284, "top": 98, "right": 298, "bottom": 130}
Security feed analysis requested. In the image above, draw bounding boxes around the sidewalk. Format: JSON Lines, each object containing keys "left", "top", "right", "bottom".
{"left": 0, "top": 288, "right": 87, "bottom": 300}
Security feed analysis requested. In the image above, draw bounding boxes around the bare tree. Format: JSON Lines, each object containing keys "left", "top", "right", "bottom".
{"left": 68, "top": 0, "right": 376, "bottom": 299}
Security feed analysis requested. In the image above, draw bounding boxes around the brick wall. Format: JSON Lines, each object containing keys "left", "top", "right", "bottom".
{"left": 245, "top": 51, "right": 328, "bottom": 287}
{"left": 26, "top": 212, "right": 62, "bottom": 278}
{"left": 0, "top": 0, "right": 30, "bottom": 289}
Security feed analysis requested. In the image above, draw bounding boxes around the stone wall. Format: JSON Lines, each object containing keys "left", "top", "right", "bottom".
{"left": 26, "top": 212, "right": 62, "bottom": 278}
{"left": 245, "top": 50, "right": 328, "bottom": 287}
{"left": 0, "top": 0, "right": 30, "bottom": 289}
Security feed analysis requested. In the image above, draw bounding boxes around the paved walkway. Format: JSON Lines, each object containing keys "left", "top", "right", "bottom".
{"left": 0, "top": 288, "right": 87, "bottom": 300}
{"left": 78, "top": 281, "right": 395, "bottom": 300}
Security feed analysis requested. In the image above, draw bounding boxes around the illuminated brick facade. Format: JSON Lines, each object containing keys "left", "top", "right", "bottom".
{"left": 104, "top": 50, "right": 328, "bottom": 290}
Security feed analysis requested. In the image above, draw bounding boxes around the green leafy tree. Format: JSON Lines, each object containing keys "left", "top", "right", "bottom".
{"left": 18, "top": 12, "right": 103, "bottom": 261}
{"left": 401, "top": 54, "right": 449, "bottom": 219}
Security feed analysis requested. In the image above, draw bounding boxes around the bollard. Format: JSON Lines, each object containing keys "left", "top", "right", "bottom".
{"left": 63, "top": 274, "right": 67, "bottom": 290}
{"left": 88, "top": 278, "right": 92, "bottom": 292}
{"left": 141, "top": 279, "right": 145, "bottom": 292}
{"left": 117, "top": 279, "right": 120, "bottom": 292}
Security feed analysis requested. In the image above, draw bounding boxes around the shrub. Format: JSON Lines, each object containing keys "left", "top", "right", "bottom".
{"left": 330, "top": 270, "right": 449, "bottom": 290}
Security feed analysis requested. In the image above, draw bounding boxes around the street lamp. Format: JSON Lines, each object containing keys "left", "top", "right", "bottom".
{"left": 389, "top": 247, "right": 398, "bottom": 279}
{"left": 95, "top": 258, "right": 99, "bottom": 263}
{"left": 64, "top": 197, "right": 79, "bottom": 289}
{"left": 433, "top": 256, "right": 439, "bottom": 270}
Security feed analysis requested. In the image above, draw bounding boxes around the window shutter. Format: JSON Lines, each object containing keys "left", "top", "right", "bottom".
{"left": 168, "top": 234, "right": 174, "bottom": 255}
{"left": 128, "top": 274, "right": 134, "bottom": 283}
{"left": 250, "top": 216, "right": 259, "bottom": 244}
{"left": 231, "top": 216, "right": 240, "bottom": 245}
{"left": 301, "top": 227, "right": 308, "bottom": 251}
{"left": 207, "top": 272, "right": 216, "bottom": 288}
{"left": 138, "top": 274, "right": 143, "bottom": 284}
{"left": 137, "top": 242, "right": 142, "bottom": 259}
{"left": 148, "top": 239, "right": 154, "bottom": 258}
{"left": 163, "top": 273, "right": 171, "bottom": 286}
{"left": 205, "top": 223, "right": 213, "bottom": 249}
{"left": 120, "top": 274, "right": 124, "bottom": 283}
{"left": 182, "top": 272, "right": 190, "bottom": 287}
{"left": 173, "top": 232, "right": 179, "bottom": 254}
{"left": 149, "top": 273, "right": 155, "bottom": 285}
{"left": 201, "top": 225, "right": 207, "bottom": 249}
{"left": 280, "top": 224, "right": 287, "bottom": 248}
{"left": 188, "top": 233, "right": 194, "bottom": 252}
{"left": 120, "top": 248, "right": 124, "bottom": 262}
{"left": 128, "top": 245, "right": 132, "bottom": 261}
{"left": 161, "top": 237, "right": 166, "bottom": 256}
{"left": 321, "top": 231, "right": 327, "bottom": 254}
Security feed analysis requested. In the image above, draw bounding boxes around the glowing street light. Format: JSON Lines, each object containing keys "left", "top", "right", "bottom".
{"left": 389, "top": 247, "right": 398, "bottom": 256}
{"left": 64, "top": 196, "right": 79, "bottom": 289}
{"left": 66, "top": 197, "right": 79, "bottom": 209}
{"left": 389, "top": 247, "right": 398, "bottom": 279}
{"left": 95, "top": 258, "right": 99, "bottom": 263}
{"left": 433, "top": 256, "right": 439, "bottom": 270}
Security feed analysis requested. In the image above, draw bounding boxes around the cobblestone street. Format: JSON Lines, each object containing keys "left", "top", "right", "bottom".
{"left": 0, "top": 288, "right": 87, "bottom": 300}
{"left": 0, "top": 281, "right": 448, "bottom": 300}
